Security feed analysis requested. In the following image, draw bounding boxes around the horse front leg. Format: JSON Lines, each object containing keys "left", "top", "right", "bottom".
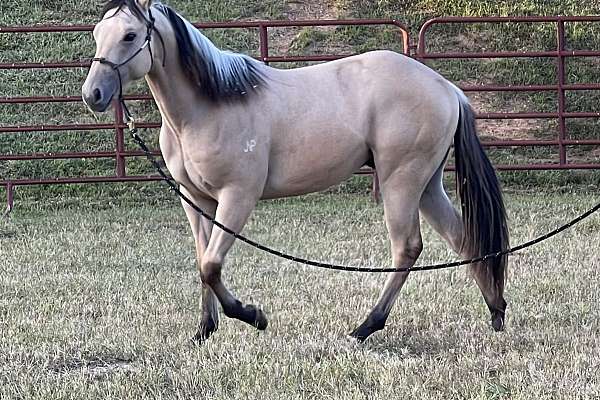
{"left": 180, "top": 188, "right": 220, "bottom": 343}
{"left": 199, "top": 189, "right": 268, "bottom": 332}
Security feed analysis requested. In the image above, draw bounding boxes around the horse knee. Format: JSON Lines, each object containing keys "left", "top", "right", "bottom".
{"left": 398, "top": 239, "right": 423, "bottom": 263}
{"left": 200, "top": 253, "right": 223, "bottom": 285}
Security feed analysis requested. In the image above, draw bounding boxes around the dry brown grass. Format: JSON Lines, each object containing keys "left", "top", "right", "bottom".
{"left": 1, "top": 190, "right": 599, "bottom": 399}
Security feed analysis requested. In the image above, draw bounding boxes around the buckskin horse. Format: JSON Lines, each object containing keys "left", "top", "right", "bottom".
{"left": 82, "top": 0, "right": 509, "bottom": 343}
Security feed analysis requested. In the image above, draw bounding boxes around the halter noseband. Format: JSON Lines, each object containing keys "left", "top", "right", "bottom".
{"left": 90, "top": 8, "right": 164, "bottom": 124}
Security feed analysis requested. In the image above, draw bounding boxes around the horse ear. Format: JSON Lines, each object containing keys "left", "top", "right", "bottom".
{"left": 136, "top": 0, "right": 153, "bottom": 10}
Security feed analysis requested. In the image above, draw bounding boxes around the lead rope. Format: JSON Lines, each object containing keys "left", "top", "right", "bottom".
{"left": 123, "top": 108, "right": 600, "bottom": 273}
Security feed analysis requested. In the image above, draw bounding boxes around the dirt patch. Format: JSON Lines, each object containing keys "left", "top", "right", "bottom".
{"left": 284, "top": 0, "right": 339, "bottom": 20}
{"left": 49, "top": 353, "right": 137, "bottom": 378}
{"left": 466, "top": 91, "right": 555, "bottom": 141}
{"left": 0, "top": 230, "right": 17, "bottom": 239}
{"left": 477, "top": 119, "right": 549, "bottom": 141}
{"left": 269, "top": 0, "right": 343, "bottom": 58}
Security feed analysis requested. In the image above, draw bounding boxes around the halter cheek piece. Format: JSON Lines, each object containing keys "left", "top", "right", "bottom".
{"left": 90, "top": 8, "right": 165, "bottom": 124}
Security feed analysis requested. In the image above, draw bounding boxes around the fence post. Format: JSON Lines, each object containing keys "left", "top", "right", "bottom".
{"left": 259, "top": 23, "right": 269, "bottom": 65}
{"left": 557, "top": 19, "right": 567, "bottom": 166}
{"left": 113, "top": 99, "right": 126, "bottom": 177}
{"left": 4, "top": 183, "right": 14, "bottom": 217}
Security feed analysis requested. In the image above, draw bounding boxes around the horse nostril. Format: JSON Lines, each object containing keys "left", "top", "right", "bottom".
{"left": 93, "top": 88, "right": 102, "bottom": 103}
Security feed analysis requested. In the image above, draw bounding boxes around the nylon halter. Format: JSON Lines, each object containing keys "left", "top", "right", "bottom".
{"left": 90, "top": 8, "right": 164, "bottom": 124}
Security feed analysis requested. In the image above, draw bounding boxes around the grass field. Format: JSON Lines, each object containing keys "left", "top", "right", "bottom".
{"left": 1, "top": 190, "right": 599, "bottom": 399}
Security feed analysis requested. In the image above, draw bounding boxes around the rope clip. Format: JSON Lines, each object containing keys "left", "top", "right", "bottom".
{"left": 127, "top": 118, "right": 137, "bottom": 134}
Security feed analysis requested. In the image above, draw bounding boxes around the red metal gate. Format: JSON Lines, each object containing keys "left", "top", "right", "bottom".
{"left": 416, "top": 16, "right": 600, "bottom": 170}
{"left": 0, "top": 19, "right": 408, "bottom": 212}
{"left": 2, "top": 16, "right": 600, "bottom": 212}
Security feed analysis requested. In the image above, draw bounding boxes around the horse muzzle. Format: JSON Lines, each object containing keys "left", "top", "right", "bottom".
{"left": 82, "top": 88, "right": 113, "bottom": 112}
{"left": 81, "top": 73, "right": 118, "bottom": 113}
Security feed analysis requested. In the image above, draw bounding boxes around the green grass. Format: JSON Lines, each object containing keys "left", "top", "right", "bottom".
{"left": 1, "top": 191, "right": 599, "bottom": 399}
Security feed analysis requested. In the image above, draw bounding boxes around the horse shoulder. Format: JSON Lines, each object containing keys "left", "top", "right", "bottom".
{"left": 159, "top": 123, "right": 183, "bottom": 177}
{"left": 159, "top": 123, "right": 198, "bottom": 190}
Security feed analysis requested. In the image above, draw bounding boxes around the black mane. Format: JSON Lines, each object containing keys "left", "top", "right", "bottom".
{"left": 101, "top": 0, "right": 146, "bottom": 20}
{"left": 156, "top": 5, "right": 265, "bottom": 101}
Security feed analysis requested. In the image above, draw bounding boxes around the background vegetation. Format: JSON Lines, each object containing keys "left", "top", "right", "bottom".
{"left": 1, "top": 0, "right": 600, "bottom": 205}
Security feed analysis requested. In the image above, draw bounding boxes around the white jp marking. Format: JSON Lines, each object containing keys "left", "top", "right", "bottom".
{"left": 243, "top": 139, "right": 257, "bottom": 153}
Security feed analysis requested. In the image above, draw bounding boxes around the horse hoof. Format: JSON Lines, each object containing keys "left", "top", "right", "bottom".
{"left": 349, "top": 313, "right": 386, "bottom": 342}
{"left": 348, "top": 328, "right": 369, "bottom": 343}
{"left": 348, "top": 322, "right": 379, "bottom": 342}
{"left": 253, "top": 308, "right": 268, "bottom": 331}
{"left": 191, "top": 318, "right": 218, "bottom": 344}
{"left": 491, "top": 312, "right": 505, "bottom": 332}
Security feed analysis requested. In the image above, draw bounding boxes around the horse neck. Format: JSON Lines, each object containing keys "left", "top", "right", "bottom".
{"left": 144, "top": 18, "right": 212, "bottom": 133}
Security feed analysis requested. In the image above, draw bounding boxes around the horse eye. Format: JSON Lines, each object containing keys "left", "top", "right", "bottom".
{"left": 123, "top": 33, "right": 137, "bottom": 42}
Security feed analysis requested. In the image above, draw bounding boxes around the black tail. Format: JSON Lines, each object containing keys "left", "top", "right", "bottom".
{"left": 454, "top": 94, "right": 509, "bottom": 322}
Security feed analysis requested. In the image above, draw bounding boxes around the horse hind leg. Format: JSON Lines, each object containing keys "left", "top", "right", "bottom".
{"left": 419, "top": 168, "right": 506, "bottom": 331}
{"left": 349, "top": 182, "right": 423, "bottom": 342}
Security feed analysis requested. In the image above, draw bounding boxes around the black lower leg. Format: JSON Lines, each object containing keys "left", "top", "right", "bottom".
{"left": 223, "top": 300, "right": 268, "bottom": 330}
{"left": 488, "top": 298, "right": 507, "bottom": 332}
{"left": 349, "top": 311, "right": 387, "bottom": 342}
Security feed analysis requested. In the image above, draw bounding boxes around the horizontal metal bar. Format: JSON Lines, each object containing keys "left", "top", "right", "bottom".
{"left": 418, "top": 50, "right": 600, "bottom": 59}
{"left": 423, "top": 16, "right": 600, "bottom": 24}
{"left": 0, "top": 25, "right": 94, "bottom": 33}
{"left": 481, "top": 139, "right": 600, "bottom": 147}
{"left": 197, "top": 18, "right": 408, "bottom": 29}
{"left": 0, "top": 18, "right": 409, "bottom": 33}
{"left": 0, "top": 61, "right": 90, "bottom": 69}
{"left": 0, "top": 94, "right": 154, "bottom": 104}
{"left": 561, "top": 140, "right": 600, "bottom": 145}
{"left": 496, "top": 163, "right": 600, "bottom": 170}
{"left": 445, "top": 163, "right": 600, "bottom": 171}
{"left": 265, "top": 55, "right": 349, "bottom": 63}
{"left": 356, "top": 167, "right": 375, "bottom": 175}
{"left": 477, "top": 112, "right": 600, "bottom": 119}
{"left": 420, "top": 50, "right": 556, "bottom": 59}
{"left": 0, "top": 150, "right": 161, "bottom": 161}
{"left": 460, "top": 83, "right": 600, "bottom": 92}
{"left": 0, "top": 176, "right": 163, "bottom": 186}
{"left": 0, "top": 122, "right": 161, "bottom": 133}
{"left": 481, "top": 140, "right": 558, "bottom": 147}
{"left": 0, "top": 95, "right": 85, "bottom": 104}
{"left": 246, "top": 19, "right": 407, "bottom": 28}
{"left": 477, "top": 112, "right": 556, "bottom": 119}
